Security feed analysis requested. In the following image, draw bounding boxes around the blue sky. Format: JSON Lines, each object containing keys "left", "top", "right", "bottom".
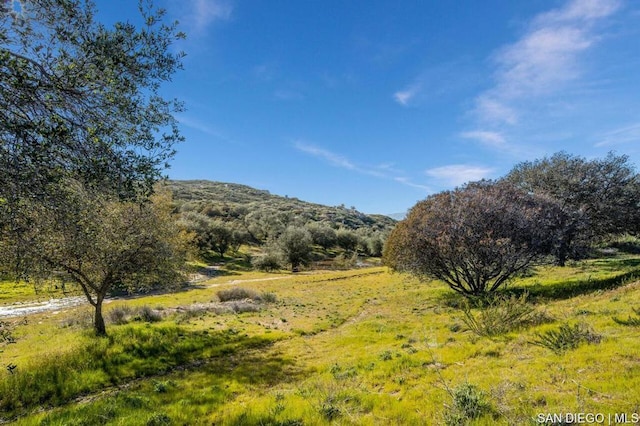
{"left": 96, "top": 0, "right": 640, "bottom": 214}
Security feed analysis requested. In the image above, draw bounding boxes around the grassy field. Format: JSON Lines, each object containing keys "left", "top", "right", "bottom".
{"left": 1, "top": 255, "right": 640, "bottom": 425}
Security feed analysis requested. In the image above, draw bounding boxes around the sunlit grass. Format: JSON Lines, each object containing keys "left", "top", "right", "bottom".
{"left": 3, "top": 256, "right": 640, "bottom": 424}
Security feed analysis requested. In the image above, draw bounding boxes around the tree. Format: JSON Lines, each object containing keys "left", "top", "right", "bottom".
{"left": 180, "top": 214, "right": 244, "bottom": 258}
{"left": 384, "top": 181, "right": 565, "bottom": 296}
{"left": 0, "top": 0, "right": 185, "bottom": 277}
{"left": 336, "top": 229, "right": 359, "bottom": 253}
{"left": 307, "top": 222, "right": 337, "bottom": 251}
{"left": 26, "top": 182, "right": 186, "bottom": 335}
{"left": 505, "top": 152, "right": 640, "bottom": 265}
{"left": 278, "top": 226, "right": 313, "bottom": 272}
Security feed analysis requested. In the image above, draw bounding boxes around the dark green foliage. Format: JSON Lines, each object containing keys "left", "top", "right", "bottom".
{"left": 278, "top": 226, "right": 313, "bottom": 271}
{"left": 505, "top": 152, "right": 640, "bottom": 265}
{"left": 0, "top": 0, "right": 185, "bottom": 280}
{"left": 252, "top": 252, "right": 283, "bottom": 272}
{"left": 530, "top": 322, "right": 602, "bottom": 354}
{"left": 335, "top": 229, "right": 359, "bottom": 253}
{"left": 307, "top": 222, "right": 337, "bottom": 251}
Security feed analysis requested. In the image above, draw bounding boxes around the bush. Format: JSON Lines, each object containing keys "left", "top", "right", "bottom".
{"left": 135, "top": 306, "right": 163, "bottom": 323}
{"left": 530, "top": 322, "right": 602, "bottom": 354}
{"left": 444, "top": 383, "right": 491, "bottom": 426}
{"left": 217, "top": 287, "right": 260, "bottom": 302}
{"left": 461, "top": 293, "right": 549, "bottom": 337}
{"left": 384, "top": 181, "right": 568, "bottom": 296}
{"left": 252, "top": 252, "right": 282, "bottom": 272}
{"left": 612, "top": 307, "right": 640, "bottom": 326}
{"left": 108, "top": 306, "right": 134, "bottom": 325}
{"left": 261, "top": 292, "right": 277, "bottom": 303}
{"left": 230, "top": 301, "right": 261, "bottom": 313}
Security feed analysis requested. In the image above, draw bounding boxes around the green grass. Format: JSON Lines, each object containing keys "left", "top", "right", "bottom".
{"left": 2, "top": 256, "right": 640, "bottom": 424}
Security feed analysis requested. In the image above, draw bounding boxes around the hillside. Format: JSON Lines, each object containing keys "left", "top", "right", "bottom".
{"left": 167, "top": 180, "right": 397, "bottom": 233}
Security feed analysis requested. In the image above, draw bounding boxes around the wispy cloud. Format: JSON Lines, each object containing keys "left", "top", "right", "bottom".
{"left": 595, "top": 123, "right": 640, "bottom": 147}
{"left": 393, "top": 84, "right": 421, "bottom": 106}
{"left": 460, "top": 130, "right": 507, "bottom": 148}
{"left": 394, "top": 177, "right": 431, "bottom": 191}
{"left": 475, "top": 0, "right": 621, "bottom": 125}
{"left": 393, "top": 60, "right": 479, "bottom": 107}
{"left": 185, "top": 0, "right": 233, "bottom": 35}
{"left": 294, "top": 141, "right": 430, "bottom": 191}
{"left": 294, "top": 141, "right": 358, "bottom": 171}
{"left": 177, "top": 114, "right": 229, "bottom": 141}
{"left": 425, "top": 165, "right": 495, "bottom": 187}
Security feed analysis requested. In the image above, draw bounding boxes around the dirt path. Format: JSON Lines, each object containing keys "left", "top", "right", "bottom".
{"left": 0, "top": 273, "right": 292, "bottom": 319}
{"left": 0, "top": 296, "right": 86, "bottom": 318}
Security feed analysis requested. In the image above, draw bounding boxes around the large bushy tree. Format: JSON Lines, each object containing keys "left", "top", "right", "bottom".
{"left": 384, "top": 181, "right": 566, "bottom": 296}
{"left": 0, "top": 0, "right": 185, "bottom": 277}
{"left": 25, "top": 183, "right": 186, "bottom": 335}
{"left": 278, "top": 226, "right": 313, "bottom": 272}
{"left": 505, "top": 152, "right": 640, "bottom": 264}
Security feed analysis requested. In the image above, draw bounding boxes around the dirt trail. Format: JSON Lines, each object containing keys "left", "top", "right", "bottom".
{"left": 0, "top": 296, "right": 86, "bottom": 318}
{"left": 0, "top": 273, "right": 292, "bottom": 319}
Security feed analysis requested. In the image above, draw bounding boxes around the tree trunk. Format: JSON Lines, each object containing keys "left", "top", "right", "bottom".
{"left": 94, "top": 299, "right": 107, "bottom": 336}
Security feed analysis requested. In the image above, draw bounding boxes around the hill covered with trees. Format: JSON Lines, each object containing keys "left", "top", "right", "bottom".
{"left": 168, "top": 180, "right": 396, "bottom": 232}
{"left": 167, "top": 180, "right": 396, "bottom": 268}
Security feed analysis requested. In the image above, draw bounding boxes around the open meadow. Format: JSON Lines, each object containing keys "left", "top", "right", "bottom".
{"left": 1, "top": 254, "right": 640, "bottom": 425}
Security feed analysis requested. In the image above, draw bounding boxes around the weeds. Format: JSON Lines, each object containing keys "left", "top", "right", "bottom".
{"left": 530, "top": 322, "right": 602, "bottom": 354}
{"left": 612, "top": 307, "right": 640, "bottom": 326}
{"left": 443, "top": 382, "right": 492, "bottom": 426}
{"left": 461, "top": 292, "right": 549, "bottom": 337}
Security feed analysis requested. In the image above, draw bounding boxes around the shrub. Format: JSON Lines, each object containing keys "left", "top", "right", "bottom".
{"left": 612, "top": 307, "right": 640, "bottom": 326}
{"left": 444, "top": 383, "right": 491, "bottom": 426}
{"left": 384, "top": 181, "right": 568, "bottom": 296}
{"left": 146, "top": 412, "right": 171, "bottom": 426}
{"left": 108, "top": 305, "right": 134, "bottom": 325}
{"left": 135, "top": 306, "right": 163, "bottom": 323}
{"left": 319, "top": 400, "right": 341, "bottom": 421}
{"left": 461, "top": 293, "right": 549, "bottom": 337}
{"left": 230, "top": 301, "right": 261, "bottom": 313}
{"left": 252, "top": 252, "right": 282, "bottom": 272}
{"left": 217, "top": 287, "right": 260, "bottom": 302}
{"left": 530, "top": 322, "right": 602, "bottom": 354}
{"left": 261, "top": 292, "right": 277, "bottom": 303}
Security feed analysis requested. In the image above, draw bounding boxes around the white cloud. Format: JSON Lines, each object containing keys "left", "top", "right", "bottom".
{"left": 177, "top": 114, "right": 226, "bottom": 139}
{"left": 294, "top": 141, "right": 357, "bottom": 171}
{"left": 394, "top": 177, "right": 431, "bottom": 191}
{"left": 393, "top": 84, "right": 421, "bottom": 106}
{"left": 475, "top": 0, "right": 620, "bottom": 125}
{"left": 293, "top": 141, "right": 430, "bottom": 191}
{"left": 460, "top": 130, "right": 507, "bottom": 148}
{"left": 595, "top": 123, "right": 640, "bottom": 147}
{"left": 425, "top": 165, "right": 495, "bottom": 187}
{"left": 187, "top": 0, "right": 233, "bottom": 34}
